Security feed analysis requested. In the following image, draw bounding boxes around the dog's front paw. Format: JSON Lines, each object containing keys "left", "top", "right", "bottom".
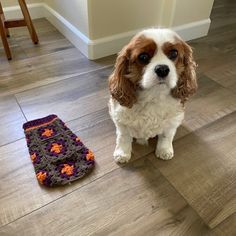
{"left": 113, "top": 149, "right": 131, "bottom": 163}
{"left": 155, "top": 148, "right": 174, "bottom": 160}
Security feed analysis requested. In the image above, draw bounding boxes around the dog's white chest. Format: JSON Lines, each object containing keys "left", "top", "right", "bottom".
{"left": 110, "top": 91, "right": 184, "bottom": 139}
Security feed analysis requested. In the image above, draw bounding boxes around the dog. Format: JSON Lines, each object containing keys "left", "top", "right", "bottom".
{"left": 108, "top": 28, "right": 197, "bottom": 163}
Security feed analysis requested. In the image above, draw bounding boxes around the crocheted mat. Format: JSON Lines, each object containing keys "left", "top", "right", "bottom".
{"left": 23, "top": 114, "right": 95, "bottom": 187}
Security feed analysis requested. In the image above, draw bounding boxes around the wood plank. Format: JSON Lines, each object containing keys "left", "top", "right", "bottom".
{"left": 183, "top": 75, "right": 236, "bottom": 132}
{"left": 209, "top": 0, "right": 236, "bottom": 31}
{"left": 0, "top": 49, "right": 114, "bottom": 97}
{"left": 0, "top": 37, "right": 28, "bottom": 62}
{"left": 22, "top": 38, "right": 74, "bottom": 58}
{"left": 0, "top": 44, "right": 27, "bottom": 61}
{"left": 0, "top": 96, "right": 26, "bottom": 146}
{"left": 15, "top": 67, "right": 113, "bottom": 122}
{"left": 0, "top": 158, "right": 235, "bottom": 235}
{"left": 194, "top": 20, "right": 236, "bottom": 69}
{"left": 205, "top": 59, "right": 236, "bottom": 94}
{"left": 66, "top": 107, "right": 110, "bottom": 132}
{"left": 19, "top": 31, "right": 72, "bottom": 58}
{"left": 17, "top": 29, "right": 65, "bottom": 46}
{"left": 148, "top": 111, "right": 236, "bottom": 228}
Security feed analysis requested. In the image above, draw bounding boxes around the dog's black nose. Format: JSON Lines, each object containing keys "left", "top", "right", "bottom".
{"left": 154, "top": 65, "right": 170, "bottom": 78}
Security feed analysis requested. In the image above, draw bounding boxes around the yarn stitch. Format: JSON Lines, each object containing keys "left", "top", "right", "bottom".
{"left": 23, "top": 114, "right": 95, "bottom": 187}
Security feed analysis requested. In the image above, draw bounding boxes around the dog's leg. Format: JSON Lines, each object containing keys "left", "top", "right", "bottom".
{"left": 156, "top": 114, "right": 183, "bottom": 160}
{"left": 155, "top": 127, "right": 176, "bottom": 160}
{"left": 113, "top": 123, "right": 132, "bottom": 163}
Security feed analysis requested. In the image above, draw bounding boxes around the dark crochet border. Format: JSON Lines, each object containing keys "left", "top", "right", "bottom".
{"left": 23, "top": 114, "right": 58, "bottom": 130}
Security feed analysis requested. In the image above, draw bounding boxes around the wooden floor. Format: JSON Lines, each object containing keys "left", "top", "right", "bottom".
{"left": 0, "top": 0, "right": 236, "bottom": 235}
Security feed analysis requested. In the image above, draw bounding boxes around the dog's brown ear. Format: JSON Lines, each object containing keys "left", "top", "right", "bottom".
{"left": 172, "top": 42, "right": 197, "bottom": 104}
{"left": 108, "top": 46, "right": 137, "bottom": 108}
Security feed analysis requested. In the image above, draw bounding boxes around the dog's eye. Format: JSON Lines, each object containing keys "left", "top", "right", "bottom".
{"left": 168, "top": 49, "right": 178, "bottom": 60}
{"left": 138, "top": 53, "right": 150, "bottom": 64}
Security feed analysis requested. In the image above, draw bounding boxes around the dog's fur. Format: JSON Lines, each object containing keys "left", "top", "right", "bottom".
{"left": 108, "top": 29, "right": 197, "bottom": 163}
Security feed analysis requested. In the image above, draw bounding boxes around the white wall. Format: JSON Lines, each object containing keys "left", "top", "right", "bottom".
{"left": 88, "top": 0, "right": 214, "bottom": 40}
{"left": 171, "top": 0, "right": 214, "bottom": 26}
{"left": 44, "top": 0, "right": 89, "bottom": 37}
{"left": 87, "top": 0, "right": 163, "bottom": 40}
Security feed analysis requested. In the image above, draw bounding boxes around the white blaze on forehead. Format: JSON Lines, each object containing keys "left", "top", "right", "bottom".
{"left": 140, "top": 28, "right": 180, "bottom": 47}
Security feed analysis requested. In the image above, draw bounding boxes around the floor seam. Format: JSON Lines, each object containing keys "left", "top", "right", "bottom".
{"left": 14, "top": 95, "right": 28, "bottom": 122}
{"left": 0, "top": 137, "right": 25, "bottom": 148}
{"left": 12, "top": 64, "right": 113, "bottom": 97}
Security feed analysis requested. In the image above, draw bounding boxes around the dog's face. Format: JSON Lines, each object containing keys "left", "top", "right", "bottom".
{"left": 109, "top": 29, "right": 197, "bottom": 108}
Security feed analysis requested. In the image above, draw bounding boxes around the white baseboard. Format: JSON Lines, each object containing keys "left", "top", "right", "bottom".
{"left": 173, "top": 19, "right": 211, "bottom": 41}
{"left": 43, "top": 4, "right": 90, "bottom": 58}
{"left": 3, "top": 3, "right": 211, "bottom": 60}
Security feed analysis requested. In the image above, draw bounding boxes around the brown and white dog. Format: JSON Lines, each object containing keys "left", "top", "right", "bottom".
{"left": 108, "top": 29, "right": 197, "bottom": 163}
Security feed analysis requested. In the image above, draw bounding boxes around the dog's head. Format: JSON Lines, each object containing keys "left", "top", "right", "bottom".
{"left": 109, "top": 28, "right": 197, "bottom": 108}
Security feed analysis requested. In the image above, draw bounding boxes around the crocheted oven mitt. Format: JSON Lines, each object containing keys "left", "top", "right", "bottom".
{"left": 23, "top": 115, "right": 95, "bottom": 187}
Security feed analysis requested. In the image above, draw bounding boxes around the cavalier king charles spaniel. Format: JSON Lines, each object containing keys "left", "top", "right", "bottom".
{"left": 108, "top": 29, "right": 197, "bottom": 163}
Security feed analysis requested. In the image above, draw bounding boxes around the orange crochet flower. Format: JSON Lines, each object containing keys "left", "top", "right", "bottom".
{"left": 86, "top": 150, "right": 94, "bottom": 161}
{"left": 76, "top": 137, "right": 80, "bottom": 142}
{"left": 50, "top": 143, "right": 63, "bottom": 154}
{"left": 61, "top": 164, "right": 74, "bottom": 176}
{"left": 30, "top": 153, "right": 37, "bottom": 162}
{"left": 36, "top": 171, "right": 47, "bottom": 184}
{"left": 42, "top": 128, "right": 54, "bottom": 137}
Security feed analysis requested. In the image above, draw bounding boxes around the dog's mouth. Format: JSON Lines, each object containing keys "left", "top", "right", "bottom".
{"left": 158, "top": 80, "right": 166, "bottom": 85}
